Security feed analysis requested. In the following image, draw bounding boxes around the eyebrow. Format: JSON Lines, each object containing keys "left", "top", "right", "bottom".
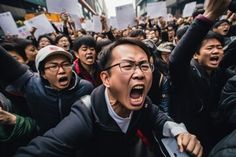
{"left": 46, "top": 60, "right": 69, "bottom": 65}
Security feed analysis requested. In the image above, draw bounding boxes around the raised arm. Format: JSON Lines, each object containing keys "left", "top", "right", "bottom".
{"left": 0, "top": 46, "right": 28, "bottom": 86}
{"left": 169, "top": 0, "right": 231, "bottom": 82}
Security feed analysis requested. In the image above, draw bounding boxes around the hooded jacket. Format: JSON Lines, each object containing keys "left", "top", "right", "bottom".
{"left": 0, "top": 46, "right": 94, "bottom": 134}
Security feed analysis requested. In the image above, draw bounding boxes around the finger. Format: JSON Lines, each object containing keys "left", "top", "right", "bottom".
{"left": 177, "top": 134, "right": 184, "bottom": 152}
{"left": 185, "top": 134, "right": 197, "bottom": 152}
{"left": 197, "top": 146, "right": 203, "bottom": 157}
{"left": 181, "top": 133, "right": 191, "bottom": 148}
{"left": 191, "top": 140, "right": 202, "bottom": 157}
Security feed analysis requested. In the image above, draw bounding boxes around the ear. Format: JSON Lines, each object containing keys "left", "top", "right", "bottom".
{"left": 193, "top": 53, "right": 198, "bottom": 60}
{"left": 41, "top": 72, "right": 47, "bottom": 79}
{"left": 74, "top": 50, "right": 80, "bottom": 59}
{"left": 100, "top": 71, "right": 111, "bottom": 88}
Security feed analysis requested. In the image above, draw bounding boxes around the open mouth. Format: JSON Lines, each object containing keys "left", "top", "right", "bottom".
{"left": 86, "top": 55, "right": 94, "bottom": 62}
{"left": 63, "top": 45, "right": 68, "bottom": 49}
{"left": 223, "top": 29, "right": 229, "bottom": 33}
{"left": 210, "top": 56, "right": 220, "bottom": 65}
{"left": 130, "top": 85, "right": 144, "bottom": 106}
{"left": 58, "top": 76, "right": 69, "bottom": 86}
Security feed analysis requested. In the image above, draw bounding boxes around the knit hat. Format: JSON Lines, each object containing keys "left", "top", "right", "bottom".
{"left": 157, "top": 42, "right": 175, "bottom": 53}
{"left": 35, "top": 45, "right": 73, "bottom": 72}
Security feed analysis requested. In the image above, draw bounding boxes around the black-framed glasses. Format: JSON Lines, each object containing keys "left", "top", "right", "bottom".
{"left": 104, "top": 60, "right": 154, "bottom": 73}
{"left": 44, "top": 62, "right": 72, "bottom": 72}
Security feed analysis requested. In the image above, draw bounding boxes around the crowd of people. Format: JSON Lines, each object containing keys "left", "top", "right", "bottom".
{"left": 0, "top": 0, "right": 236, "bottom": 156}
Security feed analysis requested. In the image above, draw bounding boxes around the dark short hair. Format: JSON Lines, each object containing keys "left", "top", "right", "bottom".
{"left": 72, "top": 35, "right": 96, "bottom": 52}
{"left": 1, "top": 41, "right": 27, "bottom": 61}
{"left": 128, "top": 29, "right": 146, "bottom": 39}
{"left": 38, "top": 34, "right": 54, "bottom": 45}
{"left": 96, "top": 38, "right": 112, "bottom": 54}
{"left": 213, "top": 19, "right": 230, "bottom": 28}
{"left": 98, "top": 37, "right": 151, "bottom": 71}
{"left": 176, "top": 25, "right": 189, "bottom": 40}
{"left": 55, "top": 34, "right": 70, "bottom": 44}
{"left": 196, "top": 31, "right": 225, "bottom": 53}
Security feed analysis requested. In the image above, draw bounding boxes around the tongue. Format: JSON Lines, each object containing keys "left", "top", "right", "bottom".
{"left": 130, "top": 90, "right": 141, "bottom": 99}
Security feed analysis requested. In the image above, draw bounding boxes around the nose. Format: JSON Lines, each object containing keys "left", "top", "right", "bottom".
{"left": 57, "top": 66, "right": 66, "bottom": 73}
{"left": 132, "top": 66, "right": 145, "bottom": 79}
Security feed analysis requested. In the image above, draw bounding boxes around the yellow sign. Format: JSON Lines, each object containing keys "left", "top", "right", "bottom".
{"left": 25, "top": 13, "right": 61, "bottom": 22}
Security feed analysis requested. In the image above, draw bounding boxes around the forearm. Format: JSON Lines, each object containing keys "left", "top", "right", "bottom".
{"left": 0, "top": 115, "right": 37, "bottom": 142}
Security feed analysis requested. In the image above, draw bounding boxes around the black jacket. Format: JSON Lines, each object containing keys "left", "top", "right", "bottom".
{"left": 218, "top": 75, "right": 236, "bottom": 135}
{"left": 208, "top": 129, "right": 236, "bottom": 157}
{"left": 15, "top": 85, "right": 187, "bottom": 157}
{"left": 169, "top": 17, "right": 236, "bottom": 155}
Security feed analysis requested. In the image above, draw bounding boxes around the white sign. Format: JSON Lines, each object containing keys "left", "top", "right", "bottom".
{"left": 116, "top": 4, "right": 136, "bottom": 30}
{"left": 46, "top": 0, "right": 81, "bottom": 16}
{"left": 108, "top": 17, "right": 118, "bottom": 29}
{"left": 18, "top": 26, "right": 31, "bottom": 38}
{"left": 82, "top": 20, "right": 93, "bottom": 32}
{"left": 93, "top": 15, "right": 102, "bottom": 32}
{"left": 24, "top": 14, "right": 55, "bottom": 39}
{"left": 0, "top": 12, "right": 19, "bottom": 36}
{"left": 182, "top": 2, "right": 196, "bottom": 17}
{"left": 70, "top": 14, "right": 82, "bottom": 30}
{"left": 147, "top": 2, "right": 167, "bottom": 19}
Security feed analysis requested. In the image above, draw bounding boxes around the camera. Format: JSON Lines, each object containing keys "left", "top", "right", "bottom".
{"left": 229, "top": 0, "right": 236, "bottom": 12}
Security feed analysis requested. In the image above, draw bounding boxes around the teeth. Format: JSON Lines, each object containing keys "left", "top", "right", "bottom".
{"left": 133, "top": 85, "right": 144, "bottom": 89}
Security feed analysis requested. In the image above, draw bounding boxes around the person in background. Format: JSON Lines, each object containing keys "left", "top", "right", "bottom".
{"left": 12, "top": 38, "right": 38, "bottom": 72}
{"left": 72, "top": 35, "right": 102, "bottom": 87}
{"left": 0, "top": 45, "right": 93, "bottom": 134}
{"left": 168, "top": 0, "right": 234, "bottom": 155}
{"left": 37, "top": 34, "right": 54, "bottom": 50}
{"left": 55, "top": 34, "right": 75, "bottom": 61}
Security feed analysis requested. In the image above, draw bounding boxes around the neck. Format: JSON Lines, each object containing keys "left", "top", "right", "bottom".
{"left": 80, "top": 61, "right": 93, "bottom": 74}
{"left": 107, "top": 89, "right": 131, "bottom": 118}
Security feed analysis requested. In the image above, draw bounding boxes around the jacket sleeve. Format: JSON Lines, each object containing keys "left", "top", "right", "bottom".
{"left": 219, "top": 75, "right": 236, "bottom": 128}
{"left": 0, "top": 46, "right": 28, "bottom": 86}
{"left": 208, "top": 129, "right": 236, "bottom": 157}
{"left": 169, "top": 17, "right": 213, "bottom": 85}
{"left": 150, "top": 104, "right": 188, "bottom": 137}
{"left": 14, "top": 100, "right": 94, "bottom": 157}
{"left": 0, "top": 114, "right": 37, "bottom": 142}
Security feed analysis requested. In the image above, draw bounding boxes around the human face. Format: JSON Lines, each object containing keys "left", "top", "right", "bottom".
{"left": 100, "top": 44, "right": 153, "bottom": 116}
{"left": 195, "top": 38, "right": 224, "bottom": 71}
{"left": 75, "top": 45, "right": 96, "bottom": 68}
{"left": 42, "top": 55, "right": 72, "bottom": 91}
{"left": 57, "top": 37, "right": 70, "bottom": 50}
{"left": 9, "top": 51, "right": 26, "bottom": 64}
{"left": 214, "top": 22, "right": 230, "bottom": 36}
{"left": 25, "top": 44, "right": 37, "bottom": 61}
{"left": 38, "top": 37, "right": 51, "bottom": 49}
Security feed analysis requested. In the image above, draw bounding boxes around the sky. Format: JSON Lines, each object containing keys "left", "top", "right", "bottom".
{"left": 104, "top": 0, "right": 134, "bottom": 17}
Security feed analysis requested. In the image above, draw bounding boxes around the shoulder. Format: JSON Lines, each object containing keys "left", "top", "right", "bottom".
{"left": 209, "top": 130, "right": 236, "bottom": 157}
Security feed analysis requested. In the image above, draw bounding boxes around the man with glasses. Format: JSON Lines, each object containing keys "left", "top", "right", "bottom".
{"left": 15, "top": 38, "right": 202, "bottom": 157}
{"left": 0, "top": 45, "right": 93, "bottom": 134}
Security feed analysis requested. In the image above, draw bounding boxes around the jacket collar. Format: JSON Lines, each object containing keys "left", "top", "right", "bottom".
{"left": 90, "top": 85, "right": 152, "bottom": 133}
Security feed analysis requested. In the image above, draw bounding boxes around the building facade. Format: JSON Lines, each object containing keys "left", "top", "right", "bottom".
{"left": 135, "top": 0, "right": 205, "bottom": 17}
{"left": 0, "top": 0, "right": 108, "bottom": 20}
